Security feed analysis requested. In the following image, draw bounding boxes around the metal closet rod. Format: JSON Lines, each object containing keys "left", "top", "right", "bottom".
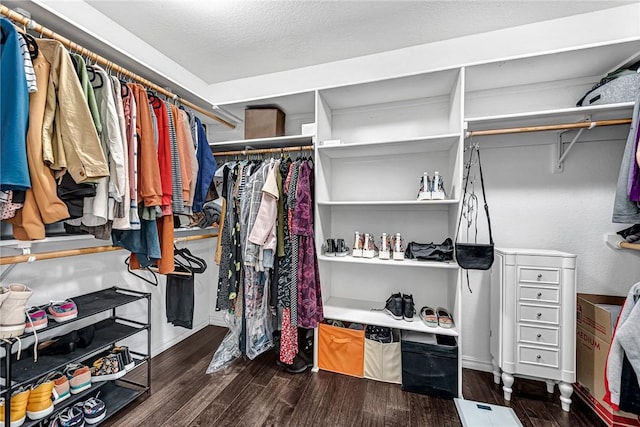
{"left": 0, "top": 233, "right": 217, "bottom": 265}
{"left": 214, "top": 145, "right": 314, "bottom": 157}
{"left": 0, "top": 5, "right": 235, "bottom": 129}
{"left": 466, "top": 118, "right": 632, "bottom": 137}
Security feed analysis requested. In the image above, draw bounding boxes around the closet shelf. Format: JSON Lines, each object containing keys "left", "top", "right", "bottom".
{"left": 324, "top": 297, "right": 459, "bottom": 336}
{"left": 10, "top": 318, "right": 147, "bottom": 387}
{"left": 209, "top": 134, "right": 313, "bottom": 151}
{"left": 317, "top": 133, "right": 460, "bottom": 158}
{"left": 318, "top": 255, "right": 458, "bottom": 269}
{"left": 465, "top": 102, "right": 634, "bottom": 131}
{"left": 317, "top": 200, "right": 459, "bottom": 207}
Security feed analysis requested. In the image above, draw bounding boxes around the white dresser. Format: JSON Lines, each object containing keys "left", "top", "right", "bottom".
{"left": 490, "top": 248, "right": 577, "bottom": 412}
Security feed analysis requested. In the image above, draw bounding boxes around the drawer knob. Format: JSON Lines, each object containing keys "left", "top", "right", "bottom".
{"left": 537, "top": 292, "right": 542, "bottom": 297}
{"left": 537, "top": 333, "right": 542, "bottom": 338}
{"left": 537, "top": 274, "right": 543, "bottom": 281}
{"left": 536, "top": 354, "right": 541, "bottom": 360}
{"left": 537, "top": 312, "right": 542, "bottom": 318}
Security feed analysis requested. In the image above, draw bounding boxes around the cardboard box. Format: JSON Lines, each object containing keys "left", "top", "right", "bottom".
{"left": 575, "top": 294, "right": 640, "bottom": 426}
{"left": 244, "top": 107, "right": 285, "bottom": 139}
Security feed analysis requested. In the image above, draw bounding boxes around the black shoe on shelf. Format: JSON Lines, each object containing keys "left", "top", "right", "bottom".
{"left": 366, "top": 325, "right": 392, "bottom": 343}
{"left": 384, "top": 293, "right": 404, "bottom": 321}
{"left": 403, "top": 294, "right": 415, "bottom": 322}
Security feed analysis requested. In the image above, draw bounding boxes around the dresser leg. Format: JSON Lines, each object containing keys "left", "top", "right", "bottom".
{"left": 545, "top": 379, "right": 555, "bottom": 394}
{"left": 501, "top": 372, "right": 514, "bottom": 401}
{"left": 492, "top": 358, "right": 501, "bottom": 385}
{"left": 558, "top": 382, "right": 573, "bottom": 412}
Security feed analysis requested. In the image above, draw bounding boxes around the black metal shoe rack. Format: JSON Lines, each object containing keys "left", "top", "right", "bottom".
{"left": 1, "top": 287, "right": 151, "bottom": 426}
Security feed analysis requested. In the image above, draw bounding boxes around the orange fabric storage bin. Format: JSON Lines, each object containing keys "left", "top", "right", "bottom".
{"left": 318, "top": 323, "right": 365, "bottom": 377}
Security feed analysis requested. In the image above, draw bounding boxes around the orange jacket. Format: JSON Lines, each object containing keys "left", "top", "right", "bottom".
{"left": 129, "top": 84, "right": 162, "bottom": 207}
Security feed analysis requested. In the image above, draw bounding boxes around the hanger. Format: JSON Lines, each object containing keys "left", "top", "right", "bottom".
{"left": 174, "top": 245, "right": 207, "bottom": 274}
{"left": 23, "top": 33, "right": 38, "bottom": 60}
{"left": 86, "top": 65, "right": 104, "bottom": 89}
{"left": 124, "top": 256, "right": 158, "bottom": 286}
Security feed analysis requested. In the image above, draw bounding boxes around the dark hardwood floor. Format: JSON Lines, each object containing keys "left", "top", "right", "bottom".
{"left": 104, "top": 326, "right": 603, "bottom": 427}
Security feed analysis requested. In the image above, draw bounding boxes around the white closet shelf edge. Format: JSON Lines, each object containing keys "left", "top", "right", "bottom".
{"left": 324, "top": 296, "right": 459, "bottom": 337}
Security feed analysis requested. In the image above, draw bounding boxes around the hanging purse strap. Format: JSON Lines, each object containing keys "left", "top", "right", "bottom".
{"left": 456, "top": 146, "right": 493, "bottom": 244}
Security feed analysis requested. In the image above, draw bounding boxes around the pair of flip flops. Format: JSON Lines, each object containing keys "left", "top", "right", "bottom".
{"left": 419, "top": 306, "right": 454, "bottom": 329}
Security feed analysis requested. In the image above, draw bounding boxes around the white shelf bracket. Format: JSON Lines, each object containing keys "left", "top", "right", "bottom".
{"left": 0, "top": 244, "right": 34, "bottom": 282}
{"left": 554, "top": 117, "right": 594, "bottom": 173}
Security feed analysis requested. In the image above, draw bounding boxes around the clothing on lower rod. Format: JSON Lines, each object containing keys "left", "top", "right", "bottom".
{"left": 166, "top": 266, "right": 194, "bottom": 329}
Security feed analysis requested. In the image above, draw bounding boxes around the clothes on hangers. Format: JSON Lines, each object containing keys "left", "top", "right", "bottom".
{"left": 1, "top": 17, "right": 31, "bottom": 192}
{"left": 604, "top": 281, "right": 640, "bottom": 410}
{"left": 613, "top": 92, "right": 640, "bottom": 223}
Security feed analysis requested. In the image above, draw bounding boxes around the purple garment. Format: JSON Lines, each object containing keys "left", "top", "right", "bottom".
{"left": 628, "top": 110, "right": 640, "bottom": 202}
{"left": 292, "top": 161, "right": 323, "bottom": 328}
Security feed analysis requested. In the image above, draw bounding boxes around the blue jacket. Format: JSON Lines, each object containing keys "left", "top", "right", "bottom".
{"left": 193, "top": 117, "right": 217, "bottom": 212}
{"left": 1, "top": 18, "right": 30, "bottom": 191}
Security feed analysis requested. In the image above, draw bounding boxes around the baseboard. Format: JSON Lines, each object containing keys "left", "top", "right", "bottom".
{"left": 462, "top": 356, "right": 494, "bottom": 373}
{"left": 209, "top": 311, "right": 226, "bottom": 327}
{"left": 151, "top": 320, "right": 210, "bottom": 357}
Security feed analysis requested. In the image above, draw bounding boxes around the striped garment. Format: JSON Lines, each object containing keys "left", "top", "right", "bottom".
{"left": 17, "top": 33, "right": 37, "bottom": 93}
{"left": 165, "top": 103, "right": 184, "bottom": 214}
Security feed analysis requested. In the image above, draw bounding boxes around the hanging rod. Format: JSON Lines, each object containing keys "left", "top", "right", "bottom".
{"left": 466, "top": 118, "right": 631, "bottom": 138}
{"left": 0, "top": 233, "right": 217, "bottom": 266}
{"left": 605, "top": 233, "right": 640, "bottom": 251}
{"left": 0, "top": 5, "right": 234, "bottom": 129}
{"left": 213, "top": 145, "right": 315, "bottom": 157}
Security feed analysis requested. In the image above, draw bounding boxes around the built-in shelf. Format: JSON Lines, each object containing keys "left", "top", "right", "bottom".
{"left": 210, "top": 134, "right": 313, "bottom": 151}
{"left": 317, "top": 133, "right": 460, "bottom": 158}
{"left": 323, "top": 297, "right": 459, "bottom": 337}
{"left": 318, "top": 254, "right": 459, "bottom": 269}
{"left": 317, "top": 199, "right": 458, "bottom": 207}
{"left": 465, "top": 102, "right": 634, "bottom": 131}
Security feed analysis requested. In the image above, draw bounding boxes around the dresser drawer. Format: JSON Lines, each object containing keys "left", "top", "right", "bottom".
{"left": 519, "top": 304, "right": 560, "bottom": 325}
{"left": 518, "top": 267, "right": 560, "bottom": 285}
{"left": 518, "top": 345, "right": 559, "bottom": 368}
{"left": 519, "top": 285, "right": 560, "bottom": 304}
{"left": 518, "top": 324, "right": 559, "bottom": 347}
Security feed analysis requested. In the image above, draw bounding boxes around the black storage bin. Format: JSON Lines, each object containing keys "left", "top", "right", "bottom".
{"left": 401, "top": 331, "right": 458, "bottom": 398}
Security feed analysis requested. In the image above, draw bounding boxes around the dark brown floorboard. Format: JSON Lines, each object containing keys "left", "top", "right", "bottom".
{"left": 103, "top": 326, "right": 605, "bottom": 427}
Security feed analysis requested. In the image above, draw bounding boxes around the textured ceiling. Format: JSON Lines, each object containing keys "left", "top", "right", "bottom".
{"left": 83, "top": 0, "right": 638, "bottom": 85}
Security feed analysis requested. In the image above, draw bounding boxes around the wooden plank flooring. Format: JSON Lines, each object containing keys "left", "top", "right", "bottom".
{"left": 104, "top": 326, "right": 604, "bottom": 427}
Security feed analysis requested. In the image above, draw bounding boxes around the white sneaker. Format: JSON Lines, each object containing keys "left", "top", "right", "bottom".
{"left": 379, "top": 233, "right": 391, "bottom": 260}
{"left": 352, "top": 232, "right": 364, "bottom": 257}
{"left": 362, "top": 233, "right": 378, "bottom": 258}
{"left": 391, "top": 233, "right": 405, "bottom": 261}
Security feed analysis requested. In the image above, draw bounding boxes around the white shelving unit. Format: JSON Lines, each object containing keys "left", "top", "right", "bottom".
{"left": 314, "top": 67, "right": 465, "bottom": 396}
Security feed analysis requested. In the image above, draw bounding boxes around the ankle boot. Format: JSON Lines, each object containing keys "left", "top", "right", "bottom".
{"left": 0, "top": 283, "right": 33, "bottom": 338}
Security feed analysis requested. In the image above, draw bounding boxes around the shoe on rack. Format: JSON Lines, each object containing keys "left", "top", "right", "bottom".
{"left": 63, "top": 363, "right": 92, "bottom": 394}
{"left": 334, "top": 238, "right": 349, "bottom": 257}
{"left": 322, "top": 238, "right": 336, "bottom": 256}
{"left": 74, "top": 394, "right": 106, "bottom": 425}
{"left": 91, "top": 352, "right": 127, "bottom": 382}
{"left": 383, "top": 293, "right": 403, "bottom": 321}
{"left": 419, "top": 306, "right": 438, "bottom": 328}
{"left": 362, "top": 233, "right": 378, "bottom": 258}
{"left": 352, "top": 231, "right": 364, "bottom": 258}
{"left": 0, "top": 284, "right": 33, "bottom": 339}
{"left": 111, "top": 346, "right": 135, "bottom": 371}
{"left": 391, "top": 233, "right": 405, "bottom": 261}
{"left": 46, "top": 299, "right": 78, "bottom": 323}
{"left": 0, "top": 387, "right": 29, "bottom": 427}
{"left": 402, "top": 294, "right": 415, "bottom": 322}
{"left": 40, "top": 371, "right": 70, "bottom": 405}
{"left": 48, "top": 405, "right": 84, "bottom": 427}
{"left": 26, "top": 377, "right": 55, "bottom": 421}
{"left": 436, "top": 307, "right": 454, "bottom": 329}
{"left": 24, "top": 307, "right": 48, "bottom": 333}
{"left": 379, "top": 233, "right": 391, "bottom": 260}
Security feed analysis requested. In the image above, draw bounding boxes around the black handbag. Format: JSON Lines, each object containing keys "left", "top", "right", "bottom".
{"left": 455, "top": 145, "right": 494, "bottom": 271}
{"left": 405, "top": 238, "right": 454, "bottom": 262}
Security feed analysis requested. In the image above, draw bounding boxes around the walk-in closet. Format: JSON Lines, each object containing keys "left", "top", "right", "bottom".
{"left": 2, "top": 2, "right": 640, "bottom": 426}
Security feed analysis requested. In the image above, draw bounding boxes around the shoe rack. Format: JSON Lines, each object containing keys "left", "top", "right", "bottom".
{"left": 1, "top": 287, "right": 151, "bottom": 426}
